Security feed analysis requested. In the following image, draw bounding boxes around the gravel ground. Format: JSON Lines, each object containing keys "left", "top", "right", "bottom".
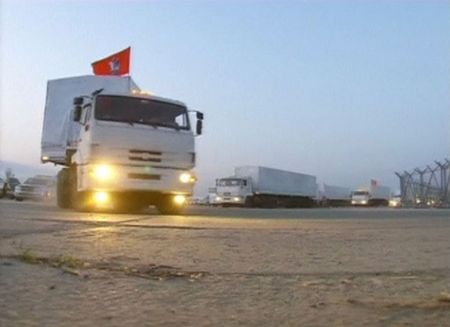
{"left": 1, "top": 201, "right": 449, "bottom": 326}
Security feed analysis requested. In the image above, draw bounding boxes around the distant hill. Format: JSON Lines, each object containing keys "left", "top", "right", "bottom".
{"left": 0, "top": 160, "right": 59, "bottom": 183}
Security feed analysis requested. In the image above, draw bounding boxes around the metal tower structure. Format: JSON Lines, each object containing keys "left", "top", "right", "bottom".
{"left": 395, "top": 159, "right": 450, "bottom": 207}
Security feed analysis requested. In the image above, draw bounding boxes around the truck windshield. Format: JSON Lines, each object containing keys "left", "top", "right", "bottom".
{"left": 95, "top": 95, "right": 190, "bottom": 130}
{"left": 218, "top": 179, "right": 243, "bottom": 186}
{"left": 353, "top": 191, "right": 369, "bottom": 196}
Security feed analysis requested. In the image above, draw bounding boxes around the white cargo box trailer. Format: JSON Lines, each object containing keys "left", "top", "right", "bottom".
{"left": 322, "top": 184, "right": 351, "bottom": 200}
{"left": 319, "top": 183, "right": 351, "bottom": 206}
{"left": 370, "top": 185, "right": 391, "bottom": 201}
{"left": 235, "top": 166, "right": 317, "bottom": 197}
{"left": 41, "top": 75, "right": 139, "bottom": 165}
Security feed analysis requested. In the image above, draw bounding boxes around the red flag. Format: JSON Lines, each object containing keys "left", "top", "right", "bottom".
{"left": 91, "top": 47, "right": 131, "bottom": 76}
{"left": 371, "top": 179, "right": 378, "bottom": 187}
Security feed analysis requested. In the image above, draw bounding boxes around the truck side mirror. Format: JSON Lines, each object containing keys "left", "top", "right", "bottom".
{"left": 196, "top": 112, "right": 204, "bottom": 120}
{"left": 196, "top": 119, "right": 203, "bottom": 135}
{"left": 73, "top": 106, "right": 82, "bottom": 122}
{"left": 73, "top": 97, "right": 84, "bottom": 105}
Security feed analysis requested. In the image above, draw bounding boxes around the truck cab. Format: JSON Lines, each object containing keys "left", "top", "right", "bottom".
{"left": 72, "top": 92, "right": 202, "bottom": 212}
{"left": 351, "top": 190, "right": 370, "bottom": 206}
{"left": 215, "top": 177, "right": 252, "bottom": 206}
{"left": 389, "top": 194, "right": 402, "bottom": 208}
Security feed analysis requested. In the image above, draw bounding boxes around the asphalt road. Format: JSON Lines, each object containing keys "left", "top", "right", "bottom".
{"left": 1, "top": 200, "right": 450, "bottom": 326}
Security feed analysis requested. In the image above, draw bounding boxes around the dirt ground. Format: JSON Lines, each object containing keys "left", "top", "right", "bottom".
{"left": 1, "top": 201, "right": 449, "bottom": 326}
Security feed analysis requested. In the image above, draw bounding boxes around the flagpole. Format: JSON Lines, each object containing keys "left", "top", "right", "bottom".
{"left": 128, "top": 46, "right": 132, "bottom": 91}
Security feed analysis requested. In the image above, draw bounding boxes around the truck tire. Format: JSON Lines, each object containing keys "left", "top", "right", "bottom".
{"left": 69, "top": 169, "right": 92, "bottom": 212}
{"left": 56, "top": 168, "right": 72, "bottom": 208}
{"left": 155, "top": 195, "right": 185, "bottom": 215}
{"left": 244, "top": 196, "right": 254, "bottom": 208}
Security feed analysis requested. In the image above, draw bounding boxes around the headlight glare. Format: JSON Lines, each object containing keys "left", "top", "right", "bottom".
{"left": 91, "top": 165, "right": 114, "bottom": 181}
{"left": 179, "top": 172, "right": 196, "bottom": 183}
{"left": 173, "top": 195, "right": 186, "bottom": 205}
{"left": 93, "top": 191, "right": 109, "bottom": 204}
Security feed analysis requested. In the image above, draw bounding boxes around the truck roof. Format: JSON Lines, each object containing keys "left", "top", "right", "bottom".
{"left": 99, "top": 91, "right": 187, "bottom": 108}
{"left": 47, "top": 75, "right": 186, "bottom": 106}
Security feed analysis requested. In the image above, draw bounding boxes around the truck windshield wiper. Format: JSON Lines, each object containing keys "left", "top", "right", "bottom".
{"left": 121, "top": 119, "right": 157, "bottom": 128}
{"left": 156, "top": 122, "right": 180, "bottom": 131}
{"left": 135, "top": 121, "right": 180, "bottom": 130}
{"left": 139, "top": 121, "right": 159, "bottom": 129}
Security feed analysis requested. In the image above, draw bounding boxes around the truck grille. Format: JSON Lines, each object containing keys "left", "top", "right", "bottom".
{"left": 129, "top": 149, "right": 162, "bottom": 163}
{"left": 128, "top": 173, "right": 160, "bottom": 180}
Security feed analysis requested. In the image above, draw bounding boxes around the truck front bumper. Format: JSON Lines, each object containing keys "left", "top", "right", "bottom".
{"left": 215, "top": 195, "right": 246, "bottom": 206}
{"left": 77, "top": 164, "right": 195, "bottom": 195}
{"left": 351, "top": 200, "right": 368, "bottom": 205}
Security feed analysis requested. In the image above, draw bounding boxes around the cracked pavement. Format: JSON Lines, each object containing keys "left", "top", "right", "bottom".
{"left": 1, "top": 201, "right": 450, "bottom": 326}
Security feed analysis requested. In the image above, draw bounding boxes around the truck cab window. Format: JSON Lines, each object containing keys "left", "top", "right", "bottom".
{"left": 175, "top": 114, "right": 187, "bottom": 128}
{"left": 218, "top": 179, "right": 242, "bottom": 186}
{"left": 95, "top": 95, "right": 190, "bottom": 130}
{"left": 83, "top": 107, "right": 91, "bottom": 124}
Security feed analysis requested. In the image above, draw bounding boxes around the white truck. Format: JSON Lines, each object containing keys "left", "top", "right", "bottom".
{"left": 41, "top": 75, "right": 204, "bottom": 214}
{"left": 319, "top": 184, "right": 351, "bottom": 206}
{"left": 215, "top": 166, "right": 317, "bottom": 208}
{"left": 351, "top": 184, "right": 391, "bottom": 206}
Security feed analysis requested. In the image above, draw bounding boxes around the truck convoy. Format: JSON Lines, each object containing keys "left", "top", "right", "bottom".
{"left": 351, "top": 183, "right": 391, "bottom": 206}
{"left": 41, "top": 75, "right": 204, "bottom": 214}
{"left": 214, "top": 166, "right": 317, "bottom": 207}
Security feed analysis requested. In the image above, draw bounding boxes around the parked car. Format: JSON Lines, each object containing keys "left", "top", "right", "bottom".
{"left": 14, "top": 175, "right": 56, "bottom": 202}
{"left": 5, "top": 177, "right": 21, "bottom": 199}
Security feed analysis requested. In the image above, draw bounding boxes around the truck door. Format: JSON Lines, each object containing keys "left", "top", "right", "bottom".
{"left": 75, "top": 105, "right": 93, "bottom": 165}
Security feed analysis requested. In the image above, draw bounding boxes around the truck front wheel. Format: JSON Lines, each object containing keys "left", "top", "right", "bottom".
{"left": 156, "top": 195, "right": 185, "bottom": 215}
{"left": 69, "top": 168, "right": 92, "bottom": 212}
{"left": 244, "top": 196, "right": 254, "bottom": 208}
{"left": 56, "top": 168, "right": 72, "bottom": 209}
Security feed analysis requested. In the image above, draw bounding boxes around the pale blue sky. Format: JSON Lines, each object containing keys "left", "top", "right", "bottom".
{"left": 1, "top": 0, "right": 449, "bottom": 194}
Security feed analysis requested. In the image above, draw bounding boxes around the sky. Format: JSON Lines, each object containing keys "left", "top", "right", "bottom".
{"left": 0, "top": 0, "right": 449, "bottom": 195}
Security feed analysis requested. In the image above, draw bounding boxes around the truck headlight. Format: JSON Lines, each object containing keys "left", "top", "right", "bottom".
{"left": 179, "top": 172, "right": 196, "bottom": 183}
{"left": 361, "top": 200, "right": 367, "bottom": 204}
{"left": 173, "top": 195, "right": 186, "bottom": 205}
{"left": 91, "top": 165, "right": 115, "bottom": 181}
{"left": 233, "top": 197, "right": 240, "bottom": 202}
{"left": 93, "top": 191, "right": 109, "bottom": 204}
{"left": 389, "top": 200, "right": 399, "bottom": 207}
{"left": 216, "top": 196, "right": 222, "bottom": 201}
